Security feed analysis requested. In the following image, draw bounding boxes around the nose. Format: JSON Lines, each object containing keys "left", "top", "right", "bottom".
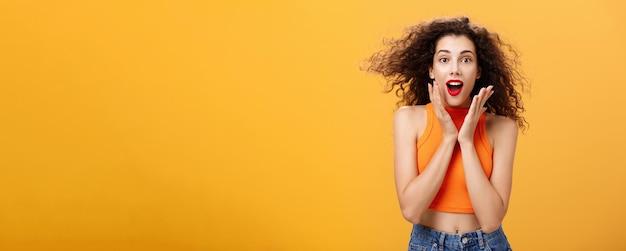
{"left": 450, "top": 61, "right": 460, "bottom": 76}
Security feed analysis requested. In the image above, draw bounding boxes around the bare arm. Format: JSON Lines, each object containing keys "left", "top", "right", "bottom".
{"left": 393, "top": 107, "right": 457, "bottom": 223}
{"left": 460, "top": 117, "right": 518, "bottom": 233}
{"left": 456, "top": 87, "right": 517, "bottom": 232}
{"left": 394, "top": 83, "right": 461, "bottom": 223}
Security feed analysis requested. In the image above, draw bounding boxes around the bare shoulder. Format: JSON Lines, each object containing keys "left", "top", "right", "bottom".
{"left": 394, "top": 105, "right": 427, "bottom": 124}
{"left": 395, "top": 105, "right": 426, "bottom": 118}
{"left": 485, "top": 113, "right": 519, "bottom": 145}
{"left": 486, "top": 114, "right": 518, "bottom": 131}
{"left": 394, "top": 105, "right": 428, "bottom": 138}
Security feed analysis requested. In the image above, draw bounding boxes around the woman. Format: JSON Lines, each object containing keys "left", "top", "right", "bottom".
{"left": 366, "top": 16, "right": 527, "bottom": 250}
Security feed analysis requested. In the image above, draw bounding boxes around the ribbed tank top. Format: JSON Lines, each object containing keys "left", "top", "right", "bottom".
{"left": 417, "top": 103, "right": 493, "bottom": 213}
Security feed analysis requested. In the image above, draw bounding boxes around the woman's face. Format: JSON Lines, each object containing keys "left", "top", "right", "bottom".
{"left": 429, "top": 34, "right": 481, "bottom": 108}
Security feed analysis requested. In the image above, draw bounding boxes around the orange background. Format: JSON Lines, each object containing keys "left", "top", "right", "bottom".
{"left": 1, "top": 0, "right": 625, "bottom": 250}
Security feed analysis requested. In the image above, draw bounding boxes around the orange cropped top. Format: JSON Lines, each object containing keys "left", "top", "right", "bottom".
{"left": 417, "top": 103, "right": 493, "bottom": 213}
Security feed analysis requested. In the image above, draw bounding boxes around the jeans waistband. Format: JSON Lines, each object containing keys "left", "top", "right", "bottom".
{"left": 411, "top": 224, "right": 504, "bottom": 250}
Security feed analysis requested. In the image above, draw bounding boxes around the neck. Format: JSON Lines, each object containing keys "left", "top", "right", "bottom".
{"left": 444, "top": 106, "right": 470, "bottom": 117}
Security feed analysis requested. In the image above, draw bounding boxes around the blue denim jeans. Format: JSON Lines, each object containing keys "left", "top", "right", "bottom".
{"left": 408, "top": 224, "right": 512, "bottom": 251}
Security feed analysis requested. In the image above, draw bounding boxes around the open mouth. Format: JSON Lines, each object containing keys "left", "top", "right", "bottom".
{"left": 446, "top": 80, "right": 463, "bottom": 96}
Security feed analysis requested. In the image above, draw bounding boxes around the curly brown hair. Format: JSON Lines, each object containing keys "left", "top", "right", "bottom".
{"left": 365, "top": 16, "right": 528, "bottom": 130}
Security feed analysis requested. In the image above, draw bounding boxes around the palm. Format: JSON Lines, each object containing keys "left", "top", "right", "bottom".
{"left": 428, "top": 83, "right": 459, "bottom": 138}
{"left": 458, "top": 86, "right": 493, "bottom": 144}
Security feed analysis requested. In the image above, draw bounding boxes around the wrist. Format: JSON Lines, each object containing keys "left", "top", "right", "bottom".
{"left": 442, "top": 135, "right": 458, "bottom": 144}
{"left": 458, "top": 139, "right": 474, "bottom": 148}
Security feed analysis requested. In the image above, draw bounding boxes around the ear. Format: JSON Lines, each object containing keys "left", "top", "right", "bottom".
{"left": 429, "top": 66, "right": 434, "bottom": 79}
{"left": 476, "top": 66, "right": 481, "bottom": 79}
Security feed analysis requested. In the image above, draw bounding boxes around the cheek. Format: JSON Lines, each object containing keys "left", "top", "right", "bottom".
{"left": 467, "top": 65, "right": 479, "bottom": 76}
{"left": 432, "top": 68, "right": 445, "bottom": 80}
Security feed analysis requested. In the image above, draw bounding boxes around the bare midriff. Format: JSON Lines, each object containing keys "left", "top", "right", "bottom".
{"left": 420, "top": 210, "right": 481, "bottom": 234}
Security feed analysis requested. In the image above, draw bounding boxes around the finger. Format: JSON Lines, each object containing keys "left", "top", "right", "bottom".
{"left": 433, "top": 82, "right": 440, "bottom": 104}
{"left": 432, "top": 82, "right": 441, "bottom": 114}
{"left": 474, "top": 86, "right": 490, "bottom": 106}
{"left": 428, "top": 83, "right": 433, "bottom": 98}
{"left": 433, "top": 82, "right": 448, "bottom": 117}
{"left": 472, "top": 91, "right": 487, "bottom": 117}
{"left": 436, "top": 84, "right": 447, "bottom": 112}
{"left": 429, "top": 82, "right": 440, "bottom": 114}
{"left": 483, "top": 85, "right": 493, "bottom": 98}
{"left": 436, "top": 82, "right": 446, "bottom": 106}
{"left": 470, "top": 94, "right": 480, "bottom": 115}
{"left": 480, "top": 86, "right": 494, "bottom": 107}
{"left": 428, "top": 83, "right": 435, "bottom": 106}
{"left": 476, "top": 86, "right": 493, "bottom": 115}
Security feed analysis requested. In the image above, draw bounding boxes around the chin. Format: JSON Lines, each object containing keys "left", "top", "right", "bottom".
{"left": 444, "top": 97, "right": 470, "bottom": 108}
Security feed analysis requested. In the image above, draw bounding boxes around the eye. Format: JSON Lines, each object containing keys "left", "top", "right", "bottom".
{"left": 439, "top": 57, "right": 448, "bottom": 63}
{"left": 461, "top": 57, "right": 472, "bottom": 63}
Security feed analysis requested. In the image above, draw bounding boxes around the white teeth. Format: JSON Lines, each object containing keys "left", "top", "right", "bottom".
{"left": 448, "top": 82, "right": 462, "bottom": 86}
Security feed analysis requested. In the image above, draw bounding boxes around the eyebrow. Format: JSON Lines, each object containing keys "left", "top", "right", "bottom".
{"left": 435, "top": 50, "right": 476, "bottom": 56}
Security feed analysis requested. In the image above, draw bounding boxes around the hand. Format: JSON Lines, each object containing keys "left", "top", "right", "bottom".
{"left": 458, "top": 85, "right": 494, "bottom": 144}
{"left": 428, "top": 82, "right": 458, "bottom": 140}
